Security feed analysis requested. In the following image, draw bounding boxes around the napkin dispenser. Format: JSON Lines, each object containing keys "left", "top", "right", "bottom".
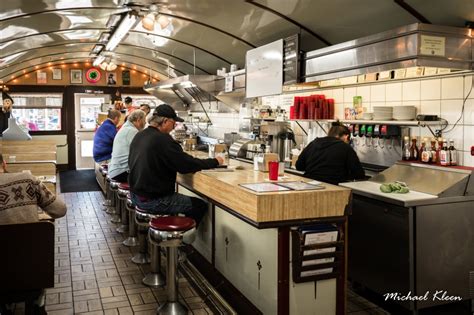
{"left": 257, "top": 153, "right": 279, "bottom": 172}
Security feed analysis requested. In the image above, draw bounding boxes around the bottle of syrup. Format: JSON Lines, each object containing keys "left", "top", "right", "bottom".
{"left": 436, "top": 137, "right": 444, "bottom": 165}
{"left": 402, "top": 136, "right": 411, "bottom": 161}
{"left": 409, "top": 136, "right": 419, "bottom": 161}
{"left": 440, "top": 140, "right": 449, "bottom": 166}
{"left": 448, "top": 139, "right": 457, "bottom": 166}
{"left": 430, "top": 138, "right": 437, "bottom": 164}
{"left": 420, "top": 138, "right": 430, "bottom": 163}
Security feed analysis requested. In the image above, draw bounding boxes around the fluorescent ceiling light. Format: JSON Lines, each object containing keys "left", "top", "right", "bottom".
{"left": 105, "top": 13, "right": 138, "bottom": 52}
{"left": 93, "top": 55, "right": 105, "bottom": 66}
{"left": 91, "top": 44, "right": 104, "bottom": 55}
{"left": 106, "top": 15, "right": 121, "bottom": 28}
{"left": 98, "top": 33, "right": 110, "bottom": 43}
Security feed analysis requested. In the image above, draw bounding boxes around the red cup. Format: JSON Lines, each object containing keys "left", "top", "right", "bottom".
{"left": 268, "top": 161, "right": 279, "bottom": 180}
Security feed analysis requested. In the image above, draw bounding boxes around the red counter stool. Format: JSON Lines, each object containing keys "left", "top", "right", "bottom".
{"left": 122, "top": 194, "right": 139, "bottom": 247}
{"left": 116, "top": 182, "right": 130, "bottom": 234}
{"left": 131, "top": 206, "right": 153, "bottom": 265}
{"left": 149, "top": 216, "right": 196, "bottom": 314}
{"left": 109, "top": 180, "right": 121, "bottom": 224}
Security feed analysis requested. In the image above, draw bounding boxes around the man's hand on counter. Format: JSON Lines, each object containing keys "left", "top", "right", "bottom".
{"left": 216, "top": 156, "right": 225, "bottom": 165}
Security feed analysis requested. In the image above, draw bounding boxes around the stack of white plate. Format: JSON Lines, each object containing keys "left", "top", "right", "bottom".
{"left": 373, "top": 106, "right": 393, "bottom": 120}
{"left": 393, "top": 106, "right": 417, "bottom": 120}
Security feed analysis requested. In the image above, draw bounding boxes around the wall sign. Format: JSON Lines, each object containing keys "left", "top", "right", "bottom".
{"left": 85, "top": 68, "right": 101, "bottom": 83}
{"left": 420, "top": 35, "right": 446, "bottom": 57}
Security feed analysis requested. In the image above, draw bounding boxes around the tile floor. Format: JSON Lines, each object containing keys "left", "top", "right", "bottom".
{"left": 7, "top": 191, "right": 399, "bottom": 315}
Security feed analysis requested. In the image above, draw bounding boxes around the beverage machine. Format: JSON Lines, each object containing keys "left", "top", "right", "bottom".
{"left": 349, "top": 123, "right": 408, "bottom": 168}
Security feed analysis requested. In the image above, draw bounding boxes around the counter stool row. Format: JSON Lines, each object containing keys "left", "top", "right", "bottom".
{"left": 98, "top": 163, "right": 196, "bottom": 314}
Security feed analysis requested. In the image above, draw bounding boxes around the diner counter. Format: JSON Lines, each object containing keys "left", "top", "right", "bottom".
{"left": 177, "top": 151, "right": 351, "bottom": 225}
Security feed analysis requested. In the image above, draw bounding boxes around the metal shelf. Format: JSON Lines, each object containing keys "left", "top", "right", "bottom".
{"left": 289, "top": 119, "right": 445, "bottom": 126}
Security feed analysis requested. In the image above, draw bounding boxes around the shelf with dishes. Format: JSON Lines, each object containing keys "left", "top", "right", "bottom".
{"left": 289, "top": 119, "right": 446, "bottom": 127}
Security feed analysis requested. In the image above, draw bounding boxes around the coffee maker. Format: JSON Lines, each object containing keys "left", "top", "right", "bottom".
{"left": 275, "top": 129, "right": 296, "bottom": 163}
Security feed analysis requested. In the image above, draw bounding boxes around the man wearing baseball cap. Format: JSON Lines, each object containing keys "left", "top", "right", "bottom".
{"left": 128, "top": 104, "right": 223, "bottom": 225}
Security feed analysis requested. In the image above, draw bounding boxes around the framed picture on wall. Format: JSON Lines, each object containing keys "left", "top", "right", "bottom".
{"left": 122, "top": 70, "right": 130, "bottom": 85}
{"left": 107, "top": 72, "right": 117, "bottom": 85}
{"left": 37, "top": 71, "right": 47, "bottom": 84}
{"left": 70, "top": 69, "right": 82, "bottom": 84}
{"left": 52, "top": 68, "right": 62, "bottom": 80}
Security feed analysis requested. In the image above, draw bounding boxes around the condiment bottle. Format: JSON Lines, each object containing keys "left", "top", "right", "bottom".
{"left": 402, "top": 136, "right": 411, "bottom": 161}
{"left": 420, "top": 138, "right": 430, "bottom": 163}
{"left": 430, "top": 138, "right": 437, "bottom": 164}
{"left": 440, "top": 140, "right": 449, "bottom": 166}
{"left": 409, "top": 136, "right": 419, "bottom": 161}
{"left": 448, "top": 139, "right": 457, "bottom": 166}
{"left": 436, "top": 137, "right": 444, "bottom": 165}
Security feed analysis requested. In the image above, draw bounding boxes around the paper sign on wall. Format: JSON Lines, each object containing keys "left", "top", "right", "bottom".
{"left": 420, "top": 35, "right": 445, "bottom": 57}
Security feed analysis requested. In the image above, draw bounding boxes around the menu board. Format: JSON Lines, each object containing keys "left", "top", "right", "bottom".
{"left": 283, "top": 34, "right": 300, "bottom": 85}
{"left": 246, "top": 39, "right": 283, "bottom": 98}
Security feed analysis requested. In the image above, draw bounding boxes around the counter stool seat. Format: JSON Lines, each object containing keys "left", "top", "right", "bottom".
{"left": 118, "top": 182, "right": 129, "bottom": 190}
{"left": 150, "top": 216, "right": 196, "bottom": 232}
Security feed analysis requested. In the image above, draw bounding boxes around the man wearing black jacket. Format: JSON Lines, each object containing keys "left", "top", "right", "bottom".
{"left": 296, "top": 123, "right": 365, "bottom": 185}
{"left": 128, "top": 104, "right": 223, "bottom": 224}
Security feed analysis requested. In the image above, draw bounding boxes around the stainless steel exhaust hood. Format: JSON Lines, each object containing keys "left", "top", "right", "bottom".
{"left": 304, "top": 23, "right": 473, "bottom": 83}
{"left": 144, "top": 73, "right": 246, "bottom": 112}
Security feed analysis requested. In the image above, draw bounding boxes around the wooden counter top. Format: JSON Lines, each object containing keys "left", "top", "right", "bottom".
{"left": 177, "top": 151, "right": 351, "bottom": 224}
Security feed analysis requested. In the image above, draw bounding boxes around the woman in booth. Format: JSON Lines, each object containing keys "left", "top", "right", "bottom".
{"left": 296, "top": 121, "right": 365, "bottom": 185}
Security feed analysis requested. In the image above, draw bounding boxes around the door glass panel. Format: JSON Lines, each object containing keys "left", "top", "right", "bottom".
{"left": 80, "top": 97, "right": 104, "bottom": 129}
{"left": 81, "top": 140, "right": 94, "bottom": 157}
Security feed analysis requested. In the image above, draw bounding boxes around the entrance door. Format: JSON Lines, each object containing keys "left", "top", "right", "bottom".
{"left": 75, "top": 93, "right": 110, "bottom": 169}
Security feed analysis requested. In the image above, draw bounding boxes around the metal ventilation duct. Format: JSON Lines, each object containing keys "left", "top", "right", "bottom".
{"left": 304, "top": 23, "right": 473, "bottom": 83}
{"left": 144, "top": 73, "right": 246, "bottom": 112}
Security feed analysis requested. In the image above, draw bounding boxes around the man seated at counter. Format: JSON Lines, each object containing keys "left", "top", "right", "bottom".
{"left": 296, "top": 121, "right": 365, "bottom": 184}
{"left": 128, "top": 104, "right": 224, "bottom": 225}
{"left": 93, "top": 109, "right": 121, "bottom": 164}
{"left": 108, "top": 110, "right": 146, "bottom": 183}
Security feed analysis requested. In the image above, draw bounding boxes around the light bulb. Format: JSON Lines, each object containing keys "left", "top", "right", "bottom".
{"left": 157, "top": 15, "right": 170, "bottom": 29}
{"left": 142, "top": 13, "right": 155, "bottom": 31}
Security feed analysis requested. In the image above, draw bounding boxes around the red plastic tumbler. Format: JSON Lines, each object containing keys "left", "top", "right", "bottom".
{"left": 268, "top": 161, "right": 279, "bottom": 180}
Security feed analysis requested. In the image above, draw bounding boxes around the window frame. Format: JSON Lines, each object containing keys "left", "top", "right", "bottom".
{"left": 9, "top": 92, "right": 66, "bottom": 135}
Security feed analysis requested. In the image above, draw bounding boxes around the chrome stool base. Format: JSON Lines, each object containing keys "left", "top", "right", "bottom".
{"left": 110, "top": 215, "right": 121, "bottom": 224}
{"left": 142, "top": 272, "right": 166, "bottom": 288}
{"left": 116, "top": 224, "right": 128, "bottom": 234}
{"left": 122, "top": 236, "right": 139, "bottom": 247}
{"left": 157, "top": 301, "right": 188, "bottom": 315}
{"left": 131, "top": 253, "right": 150, "bottom": 265}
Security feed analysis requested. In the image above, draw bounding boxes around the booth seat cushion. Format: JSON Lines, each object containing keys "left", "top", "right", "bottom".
{"left": 150, "top": 216, "right": 196, "bottom": 232}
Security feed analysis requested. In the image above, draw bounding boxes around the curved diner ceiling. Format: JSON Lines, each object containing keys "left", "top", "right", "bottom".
{"left": 1, "top": 0, "right": 473, "bottom": 82}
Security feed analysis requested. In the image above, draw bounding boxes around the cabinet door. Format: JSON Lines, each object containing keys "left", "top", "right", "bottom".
{"left": 177, "top": 185, "right": 212, "bottom": 262}
{"left": 214, "top": 206, "right": 278, "bottom": 314}
{"left": 348, "top": 195, "right": 410, "bottom": 304}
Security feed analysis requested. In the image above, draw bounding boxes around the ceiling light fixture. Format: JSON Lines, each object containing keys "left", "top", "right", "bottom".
{"left": 93, "top": 55, "right": 106, "bottom": 66}
{"left": 91, "top": 44, "right": 104, "bottom": 55}
{"left": 105, "top": 13, "right": 138, "bottom": 52}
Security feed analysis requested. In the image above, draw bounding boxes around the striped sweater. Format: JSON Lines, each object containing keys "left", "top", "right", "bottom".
{"left": 0, "top": 172, "right": 66, "bottom": 225}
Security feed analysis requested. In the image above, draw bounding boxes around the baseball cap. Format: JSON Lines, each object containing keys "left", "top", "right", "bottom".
{"left": 153, "top": 104, "right": 184, "bottom": 122}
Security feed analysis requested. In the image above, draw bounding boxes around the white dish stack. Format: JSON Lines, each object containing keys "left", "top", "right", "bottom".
{"left": 373, "top": 106, "right": 393, "bottom": 120}
{"left": 392, "top": 106, "right": 417, "bottom": 120}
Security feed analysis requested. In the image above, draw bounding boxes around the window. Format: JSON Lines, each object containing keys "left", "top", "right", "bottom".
{"left": 11, "top": 93, "right": 63, "bottom": 132}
